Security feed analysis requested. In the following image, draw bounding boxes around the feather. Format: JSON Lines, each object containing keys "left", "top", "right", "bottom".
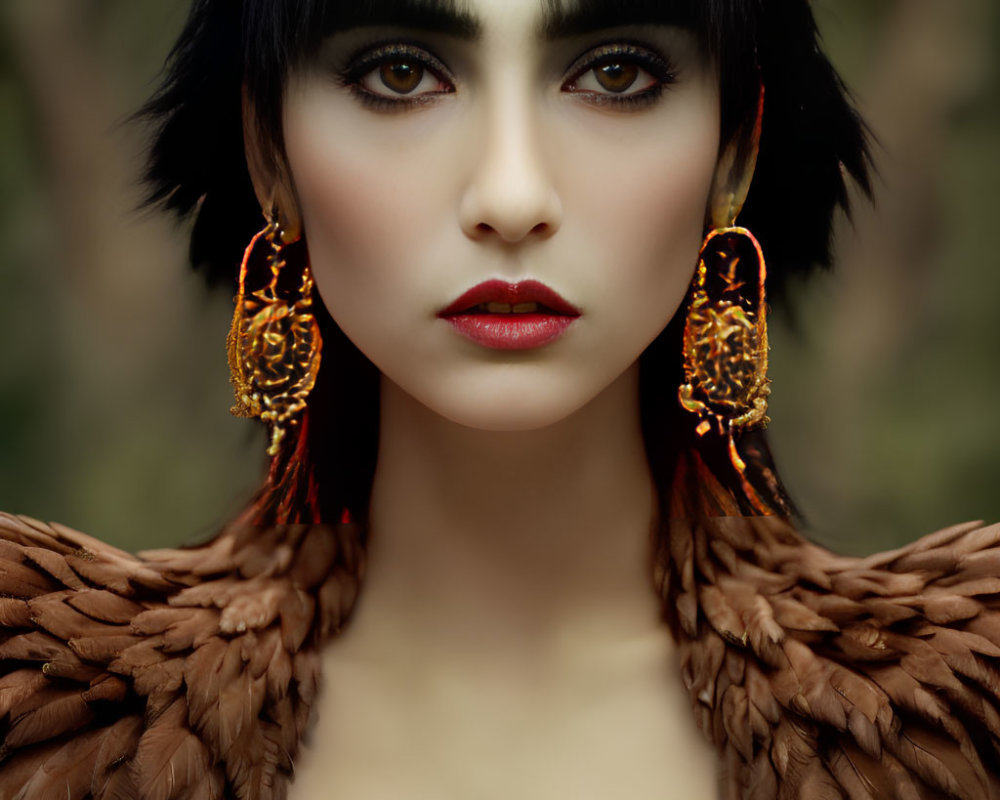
{"left": 292, "top": 649, "right": 322, "bottom": 738}
{"left": 22, "top": 546, "right": 88, "bottom": 590}
{"left": 949, "top": 550, "right": 1000, "bottom": 583}
{"left": 105, "top": 638, "right": 168, "bottom": 680}
{"left": 824, "top": 743, "right": 882, "bottom": 800}
{"left": 5, "top": 728, "right": 106, "bottom": 800}
{"left": 808, "top": 593, "right": 869, "bottom": 625}
{"left": 885, "top": 726, "right": 986, "bottom": 800}
{"left": 67, "top": 632, "right": 144, "bottom": 663}
{"left": 81, "top": 674, "right": 129, "bottom": 704}
{"left": 223, "top": 720, "right": 291, "bottom": 800}
{"left": 219, "top": 585, "right": 284, "bottom": 634}
{"left": 133, "top": 607, "right": 220, "bottom": 653}
{"left": 92, "top": 714, "right": 144, "bottom": 794}
{"left": 28, "top": 593, "right": 127, "bottom": 640}
{"left": 0, "top": 599, "right": 31, "bottom": 628}
{"left": 67, "top": 589, "right": 145, "bottom": 624}
{"left": 0, "top": 539, "right": 27, "bottom": 563}
{"left": 0, "top": 670, "right": 48, "bottom": 718}
{"left": 745, "top": 594, "right": 787, "bottom": 664}
{"left": 278, "top": 589, "right": 314, "bottom": 653}
{"left": 65, "top": 550, "right": 172, "bottom": 597}
{"left": 921, "top": 594, "right": 982, "bottom": 624}
{"left": 0, "top": 630, "right": 70, "bottom": 663}
{"left": 832, "top": 623, "right": 900, "bottom": 662}
{"left": 38, "top": 651, "right": 104, "bottom": 683}
{"left": 316, "top": 567, "right": 360, "bottom": 638}
{"left": 0, "top": 561, "right": 57, "bottom": 598}
{"left": 133, "top": 656, "right": 185, "bottom": 696}
{"left": 4, "top": 689, "right": 94, "bottom": 750}
{"left": 770, "top": 595, "right": 840, "bottom": 633}
{"left": 700, "top": 583, "right": 747, "bottom": 644}
{"left": 262, "top": 635, "right": 295, "bottom": 704}
{"left": 287, "top": 526, "right": 338, "bottom": 589}
{"left": 687, "top": 626, "right": 727, "bottom": 707}
{"left": 721, "top": 684, "right": 754, "bottom": 759}
{"left": 129, "top": 697, "right": 224, "bottom": 800}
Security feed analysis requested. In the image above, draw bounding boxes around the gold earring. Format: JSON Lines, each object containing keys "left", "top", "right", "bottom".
{"left": 678, "top": 225, "right": 771, "bottom": 498}
{"left": 227, "top": 212, "right": 322, "bottom": 457}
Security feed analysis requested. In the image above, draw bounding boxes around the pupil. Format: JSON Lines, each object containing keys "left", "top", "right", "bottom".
{"left": 380, "top": 62, "right": 422, "bottom": 94}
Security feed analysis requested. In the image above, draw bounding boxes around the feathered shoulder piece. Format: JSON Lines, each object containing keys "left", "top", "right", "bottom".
{"left": 662, "top": 513, "right": 1000, "bottom": 799}
{"left": 3, "top": 509, "right": 1000, "bottom": 800}
{"left": 0, "top": 512, "right": 364, "bottom": 800}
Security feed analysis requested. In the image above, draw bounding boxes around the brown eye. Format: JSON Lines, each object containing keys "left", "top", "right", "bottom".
{"left": 379, "top": 61, "right": 424, "bottom": 94}
{"left": 562, "top": 44, "right": 673, "bottom": 107}
{"left": 348, "top": 44, "right": 454, "bottom": 107}
{"left": 593, "top": 62, "right": 639, "bottom": 93}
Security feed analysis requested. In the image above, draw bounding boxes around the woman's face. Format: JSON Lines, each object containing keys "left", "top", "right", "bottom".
{"left": 282, "top": 0, "right": 721, "bottom": 431}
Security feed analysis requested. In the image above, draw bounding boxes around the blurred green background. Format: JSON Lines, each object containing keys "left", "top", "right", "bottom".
{"left": 0, "top": 0, "right": 997, "bottom": 554}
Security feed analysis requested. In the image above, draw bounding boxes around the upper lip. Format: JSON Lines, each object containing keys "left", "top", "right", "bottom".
{"left": 438, "top": 279, "right": 581, "bottom": 317}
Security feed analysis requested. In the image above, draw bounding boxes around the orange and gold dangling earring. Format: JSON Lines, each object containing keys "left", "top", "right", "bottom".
{"left": 678, "top": 86, "right": 773, "bottom": 513}
{"left": 227, "top": 210, "right": 322, "bottom": 457}
{"left": 678, "top": 228, "right": 770, "bottom": 472}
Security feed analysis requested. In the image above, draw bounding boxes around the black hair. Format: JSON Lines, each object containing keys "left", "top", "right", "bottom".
{"left": 139, "top": 0, "right": 871, "bottom": 523}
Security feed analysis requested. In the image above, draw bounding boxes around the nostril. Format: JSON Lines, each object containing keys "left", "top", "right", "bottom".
{"left": 472, "top": 219, "right": 554, "bottom": 242}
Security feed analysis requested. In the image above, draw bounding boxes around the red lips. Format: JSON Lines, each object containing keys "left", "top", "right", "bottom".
{"left": 438, "top": 279, "right": 580, "bottom": 350}
{"left": 439, "top": 279, "right": 581, "bottom": 317}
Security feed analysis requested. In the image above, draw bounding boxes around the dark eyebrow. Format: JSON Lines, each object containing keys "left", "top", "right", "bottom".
{"left": 332, "top": 0, "right": 481, "bottom": 40}
{"left": 539, "top": 0, "right": 697, "bottom": 39}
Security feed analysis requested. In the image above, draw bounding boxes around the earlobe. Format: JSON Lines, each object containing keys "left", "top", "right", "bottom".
{"left": 242, "top": 87, "right": 303, "bottom": 243}
{"left": 707, "top": 85, "right": 764, "bottom": 229}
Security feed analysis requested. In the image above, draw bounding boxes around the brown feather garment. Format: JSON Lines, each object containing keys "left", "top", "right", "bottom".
{"left": 660, "top": 509, "right": 1000, "bottom": 799}
{"left": 0, "top": 512, "right": 364, "bottom": 800}
{"left": 3, "top": 504, "right": 1000, "bottom": 799}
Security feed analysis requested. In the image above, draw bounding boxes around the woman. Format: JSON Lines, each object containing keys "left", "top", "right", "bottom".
{"left": 1, "top": 1, "right": 998, "bottom": 798}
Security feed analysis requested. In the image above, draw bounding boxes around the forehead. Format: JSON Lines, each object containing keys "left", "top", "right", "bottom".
{"left": 330, "top": 0, "right": 700, "bottom": 39}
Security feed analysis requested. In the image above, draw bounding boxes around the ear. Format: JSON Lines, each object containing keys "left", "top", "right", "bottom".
{"left": 242, "top": 87, "right": 303, "bottom": 243}
{"left": 707, "top": 85, "right": 764, "bottom": 230}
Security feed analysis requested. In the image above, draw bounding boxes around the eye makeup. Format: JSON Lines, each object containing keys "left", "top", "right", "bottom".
{"left": 562, "top": 41, "right": 678, "bottom": 109}
{"left": 336, "top": 41, "right": 456, "bottom": 112}
{"left": 334, "top": 36, "right": 680, "bottom": 113}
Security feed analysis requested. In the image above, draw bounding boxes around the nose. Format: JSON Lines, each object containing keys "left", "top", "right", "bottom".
{"left": 458, "top": 87, "right": 563, "bottom": 244}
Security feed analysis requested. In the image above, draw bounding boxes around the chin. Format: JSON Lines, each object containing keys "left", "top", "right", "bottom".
{"left": 444, "top": 405, "right": 584, "bottom": 433}
{"left": 402, "top": 378, "right": 603, "bottom": 433}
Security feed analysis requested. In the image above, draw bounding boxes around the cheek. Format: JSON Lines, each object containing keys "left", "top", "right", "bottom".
{"left": 283, "top": 87, "right": 457, "bottom": 302}
{"left": 579, "top": 150, "right": 711, "bottom": 269}
{"left": 554, "top": 89, "right": 720, "bottom": 331}
{"left": 282, "top": 103, "right": 450, "bottom": 370}
{"left": 286, "top": 129, "right": 419, "bottom": 275}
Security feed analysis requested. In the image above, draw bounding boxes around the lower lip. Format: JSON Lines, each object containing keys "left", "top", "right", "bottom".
{"left": 441, "top": 313, "right": 577, "bottom": 350}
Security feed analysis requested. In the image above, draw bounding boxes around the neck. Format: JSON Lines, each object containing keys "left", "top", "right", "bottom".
{"left": 343, "top": 364, "right": 664, "bottom": 669}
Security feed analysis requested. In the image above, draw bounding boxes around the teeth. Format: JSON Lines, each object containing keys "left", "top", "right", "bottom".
{"left": 480, "top": 302, "right": 539, "bottom": 313}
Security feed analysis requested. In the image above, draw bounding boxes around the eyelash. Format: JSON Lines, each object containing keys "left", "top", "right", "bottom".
{"left": 338, "top": 40, "right": 677, "bottom": 112}
{"left": 562, "top": 42, "right": 677, "bottom": 109}
{"left": 339, "top": 42, "right": 455, "bottom": 112}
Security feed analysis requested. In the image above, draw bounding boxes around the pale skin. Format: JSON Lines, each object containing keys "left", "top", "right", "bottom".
{"left": 249, "top": 0, "right": 732, "bottom": 796}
